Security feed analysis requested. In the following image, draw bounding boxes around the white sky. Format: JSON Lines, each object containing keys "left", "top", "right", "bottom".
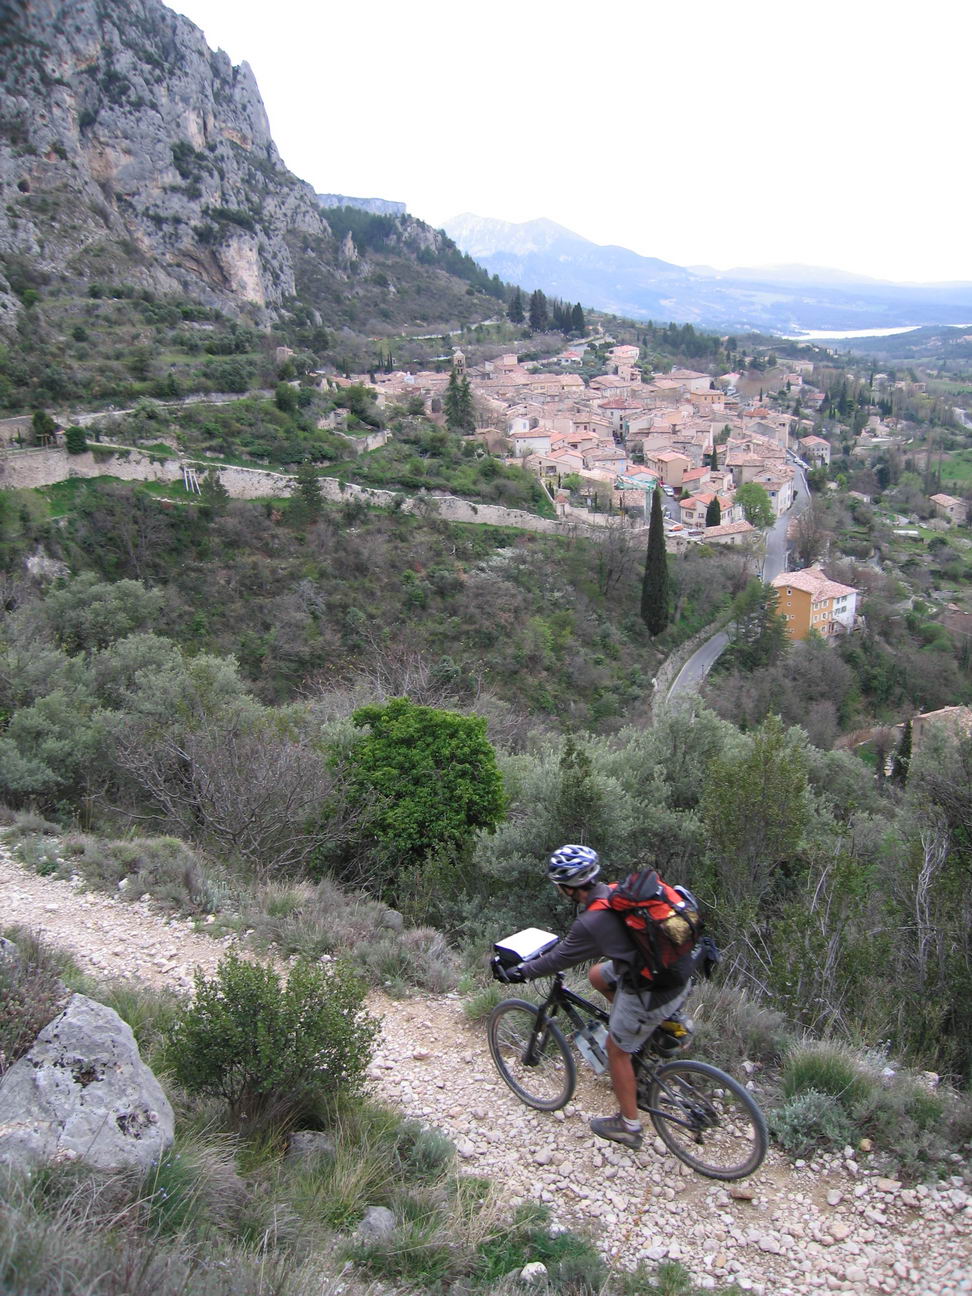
{"left": 173, "top": 0, "right": 972, "bottom": 283}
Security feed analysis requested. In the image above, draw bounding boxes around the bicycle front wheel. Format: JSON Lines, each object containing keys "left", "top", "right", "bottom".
{"left": 487, "top": 999, "right": 576, "bottom": 1111}
{"left": 646, "top": 1059, "right": 767, "bottom": 1180}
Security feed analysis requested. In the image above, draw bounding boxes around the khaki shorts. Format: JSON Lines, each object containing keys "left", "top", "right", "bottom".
{"left": 600, "top": 961, "right": 691, "bottom": 1054}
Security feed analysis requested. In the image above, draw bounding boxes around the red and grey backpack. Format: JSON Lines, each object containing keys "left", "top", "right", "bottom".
{"left": 590, "top": 869, "right": 704, "bottom": 990}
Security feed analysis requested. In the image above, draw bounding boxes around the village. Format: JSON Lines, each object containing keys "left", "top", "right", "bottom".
{"left": 359, "top": 338, "right": 871, "bottom": 643}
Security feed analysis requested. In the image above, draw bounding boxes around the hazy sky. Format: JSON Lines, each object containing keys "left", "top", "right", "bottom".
{"left": 173, "top": 0, "right": 971, "bottom": 283}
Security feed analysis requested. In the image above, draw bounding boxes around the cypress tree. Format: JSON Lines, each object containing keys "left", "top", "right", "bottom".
{"left": 444, "top": 365, "right": 463, "bottom": 430}
{"left": 571, "top": 302, "right": 585, "bottom": 334}
{"left": 458, "top": 377, "right": 475, "bottom": 432}
{"left": 892, "top": 720, "right": 912, "bottom": 783}
{"left": 710, "top": 440, "right": 719, "bottom": 472}
{"left": 705, "top": 496, "right": 721, "bottom": 527}
{"left": 508, "top": 288, "right": 524, "bottom": 325}
{"left": 528, "top": 289, "right": 548, "bottom": 333}
{"left": 640, "top": 486, "right": 670, "bottom": 635}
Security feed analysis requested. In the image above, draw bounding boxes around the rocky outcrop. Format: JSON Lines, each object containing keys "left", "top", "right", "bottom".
{"left": 317, "top": 194, "right": 407, "bottom": 217}
{"left": 0, "top": 993, "right": 174, "bottom": 1172}
{"left": 0, "top": 0, "right": 500, "bottom": 340}
{"left": 0, "top": 0, "right": 328, "bottom": 322}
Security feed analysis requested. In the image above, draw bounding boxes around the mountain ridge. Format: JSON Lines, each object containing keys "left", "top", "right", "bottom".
{"left": 0, "top": 0, "right": 500, "bottom": 343}
{"left": 442, "top": 212, "right": 972, "bottom": 333}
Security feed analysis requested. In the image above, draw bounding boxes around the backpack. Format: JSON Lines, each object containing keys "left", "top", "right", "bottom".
{"left": 590, "top": 869, "right": 705, "bottom": 991}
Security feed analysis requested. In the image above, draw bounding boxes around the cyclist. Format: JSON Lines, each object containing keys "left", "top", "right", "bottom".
{"left": 499, "top": 844, "right": 692, "bottom": 1149}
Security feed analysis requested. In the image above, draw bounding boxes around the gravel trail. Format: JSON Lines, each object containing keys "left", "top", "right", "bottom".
{"left": 2, "top": 842, "right": 970, "bottom": 1295}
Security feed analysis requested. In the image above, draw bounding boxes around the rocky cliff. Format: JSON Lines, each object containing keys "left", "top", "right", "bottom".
{"left": 0, "top": 0, "right": 498, "bottom": 337}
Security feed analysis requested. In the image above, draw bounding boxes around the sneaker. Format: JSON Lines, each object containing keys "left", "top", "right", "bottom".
{"left": 589, "top": 1113, "right": 643, "bottom": 1149}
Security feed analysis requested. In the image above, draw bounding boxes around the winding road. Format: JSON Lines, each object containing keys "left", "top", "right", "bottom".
{"left": 668, "top": 458, "right": 809, "bottom": 699}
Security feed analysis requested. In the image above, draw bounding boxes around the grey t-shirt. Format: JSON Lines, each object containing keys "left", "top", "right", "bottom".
{"left": 518, "top": 882, "right": 637, "bottom": 979}
{"left": 518, "top": 881, "right": 682, "bottom": 1008}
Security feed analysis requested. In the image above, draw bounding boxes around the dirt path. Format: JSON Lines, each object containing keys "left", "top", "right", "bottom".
{"left": 1, "top": 842, "right": 969, "bottom": 1296}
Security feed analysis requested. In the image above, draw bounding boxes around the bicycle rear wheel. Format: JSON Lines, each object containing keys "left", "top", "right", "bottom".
{"left": 646, "top": 1059, "right": 767, "bottom": 1180}
{"left": 487, "top": 999, "right": 576, "bottom": 1111}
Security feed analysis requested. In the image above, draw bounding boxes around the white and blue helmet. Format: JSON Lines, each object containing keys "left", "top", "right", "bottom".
{"left": 546, "top": 844, "right": 600, "bottom": 887}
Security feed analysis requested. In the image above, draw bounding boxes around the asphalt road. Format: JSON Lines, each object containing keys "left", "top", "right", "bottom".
{"left": 667, "top": 460, "right": 810, "bottom": 700}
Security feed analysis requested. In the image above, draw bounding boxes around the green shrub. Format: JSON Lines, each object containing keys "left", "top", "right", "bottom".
{"left": 463, "top": 980, "right": 506, "bottom": 1023}
{"left": 356, "top": 925, "right": 458, "bottom": 995}
{"left": 93, "top": 980, "right": 182, "bottom": 1070}
{"left": 141, "top": 1134, "right": 248, "bottom": 1237}
{"left": 473, "top": 1202, "right": 606, "bottom": 1291}
{"left": 0, "top": 928, "right": 70, "bottom": 1076}
{"left": 60, "top": 834, "right": 219, "bottom": 914}
{"left": 781, "top": 1044, "right": 874, "bottom": 1111}
{"left": 620, "top": 1259, "right": 747, "bottom": 1296}
{"left": 14, "top": 835, "right": 63, "bottom": 876}
{"left": 245, "top": 876, "right": 459, "bottom": 994}
{"left": 768, "top": 1089, "right": 856, "bottom": 1157}
{"left": 163, "top": 952, "right": 378, "bottom": 1127}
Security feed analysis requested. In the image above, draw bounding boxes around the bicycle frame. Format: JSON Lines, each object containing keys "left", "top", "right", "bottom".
{"left": 519, "top": 972, "right": 709, "bottom": 1137}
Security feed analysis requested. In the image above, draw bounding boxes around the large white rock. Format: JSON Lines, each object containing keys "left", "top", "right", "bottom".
{"left": 0, "top": 993, "right": 173, "bottom": 1172}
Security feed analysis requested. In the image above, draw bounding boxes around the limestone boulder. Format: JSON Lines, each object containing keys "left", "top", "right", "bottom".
{"left": 0, "top": 993, "right": 173, "bottom": 1172}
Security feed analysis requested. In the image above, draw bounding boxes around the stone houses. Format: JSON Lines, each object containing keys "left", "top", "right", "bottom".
{"left": 702, "top": 519, "right": 756, "bottom": 546}
{"left": 799, "top": 434, "right": 831, "bottom": 466}
{"left": 608, "top": 344, "right": 640, "bottom": 371}
{"left": 669, "top": 368, "right": 713, "bottom": 394}
{"left": 680, "top": 465, "right": 712, "bottom": 494}
{"left": 910, "top": 705, "right": 972, "bottom": 750}
{"left": 510, "top": 429, "right": 551, "bottom": 457}
{"left": 644, "top": 449, "right": 691, "bottom": 487}
{"left": 751, "top": 467, "right": 796, "bottom": 517}
{"left": 930, "top": 493, "right": 968, "bottom": 526}
{"left": 770, "top": 567, "right": 859, "bottom": 641}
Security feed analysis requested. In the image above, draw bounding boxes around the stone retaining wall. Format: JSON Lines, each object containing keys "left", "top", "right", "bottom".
{"left": 0, "top": 447, "right": 689, "bottom": 550}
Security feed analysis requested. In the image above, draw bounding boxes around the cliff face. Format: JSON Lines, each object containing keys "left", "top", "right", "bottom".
{"left": 0, "top": 0, "right": 329, "bottom": 325}
{"left": 0, "top": 0, "right": 503, "bottom": 346}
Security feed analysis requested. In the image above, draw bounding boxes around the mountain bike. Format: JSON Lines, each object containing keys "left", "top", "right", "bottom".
{"left": 486, "top": 964, "right": 767, "bottom": 1181}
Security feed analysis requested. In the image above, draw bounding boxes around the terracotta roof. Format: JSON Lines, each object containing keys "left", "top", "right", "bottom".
{"left": 770, "top": 567, "right": 857, "bottom": 600}
{"left": 704, "top": 521, "right": 755, "bottom": 537}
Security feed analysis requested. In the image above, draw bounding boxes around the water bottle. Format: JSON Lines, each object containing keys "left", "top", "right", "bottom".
{"left": 574, "top": 1021, "right": 609, "bottom": 1074}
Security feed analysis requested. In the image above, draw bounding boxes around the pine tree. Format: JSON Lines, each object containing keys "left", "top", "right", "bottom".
{"left": 528, "top": 289, "right": 548, "bottom": 333}
{"left": 200, "top": 466, "right": 230, "bottom": 514}
{"left": 508, "top": 288, "right": 524, "bottom": 325}
{"left": 291, "top": 461, "right": 323, "bottom": 523}
{"left": 705, "top": 496, "right": 721, "bottom": 527}
{"left": 640, "top": 486, "right": 670, "bottom": 636}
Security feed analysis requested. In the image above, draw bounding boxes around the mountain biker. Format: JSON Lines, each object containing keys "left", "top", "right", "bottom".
{"left": 499, "top": 844, "right": 692, "bottom": 1150}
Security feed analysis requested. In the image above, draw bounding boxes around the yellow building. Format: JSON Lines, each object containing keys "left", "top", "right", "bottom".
{"left": 770, "top": 567, "right": 858, "bottom": 641}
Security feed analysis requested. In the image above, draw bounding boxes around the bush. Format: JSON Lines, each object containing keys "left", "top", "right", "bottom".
{"left": 688, "top": 982, "right": 791, "bottom": 1071}
{"left": 164, "top": 952, "right": 378, "bottom": 1127}
{"left": 244, "top": 876, "right": 460, "bottom": 994}
{"left": 768, "top": 1089, "right": 856, "bottom": 1157}
{"left": 780, "top": 1044, "right": 874, "bottom": 1111}
{"left": 473, "top": 1202, "right": 606, "bottom": 1291}
{"left": 59, "top": 834, "right": 219, "bottom": 914}
{"left": 0, "top": 928, "right": 71, "bottom": 1076}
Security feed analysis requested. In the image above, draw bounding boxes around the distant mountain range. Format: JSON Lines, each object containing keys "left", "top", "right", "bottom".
{"left": 442, "top": 214, "right": 972, "bottom": 335}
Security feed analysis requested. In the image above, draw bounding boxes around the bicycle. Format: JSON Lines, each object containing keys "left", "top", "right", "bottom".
{"left": 486, "top": 963, "right": 767, "bottom": 1181}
